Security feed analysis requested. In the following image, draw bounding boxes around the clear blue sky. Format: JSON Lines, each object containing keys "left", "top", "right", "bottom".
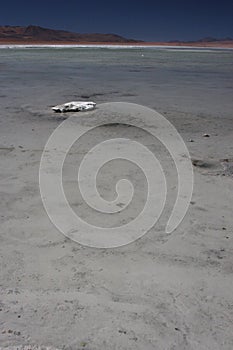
{"left": 1, "top": 0, "right": 233, "bottom": 41}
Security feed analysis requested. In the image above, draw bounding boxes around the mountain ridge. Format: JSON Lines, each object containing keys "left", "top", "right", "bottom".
{"left": 0, "top": 25, "right": 233, "bottom": 46}
{"left": 0, "top": 25, "right": 140, "bottom": 43}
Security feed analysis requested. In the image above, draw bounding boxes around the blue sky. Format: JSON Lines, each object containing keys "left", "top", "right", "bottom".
{"left": 1, "top": 0, "right": 233, "bottom": 41}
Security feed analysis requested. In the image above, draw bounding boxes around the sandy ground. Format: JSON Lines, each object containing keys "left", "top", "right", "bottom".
{"left": 0, "top": 49, "right": 233, "bottom": 349}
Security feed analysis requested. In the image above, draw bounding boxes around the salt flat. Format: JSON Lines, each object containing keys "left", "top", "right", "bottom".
{"left": 0, "top": 48, "right": 233, "bottom": 350}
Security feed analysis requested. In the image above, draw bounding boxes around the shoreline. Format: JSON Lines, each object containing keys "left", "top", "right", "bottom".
{"left": 0, "top": 41, "right": 233, "bottom": 49}
{"left": 1, "top": 44, "right": 233, "bottom": 50}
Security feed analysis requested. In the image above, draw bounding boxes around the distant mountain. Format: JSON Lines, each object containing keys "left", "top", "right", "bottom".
{"left": 0, "top": 25, "right": 140, "bottom": 43}
{"left": 196, "top": 36, "right": 233, "bottom": 42}
{"left": 0, "top": 26, "right": 232, "bottom": 46}
{"left": 168, "top": 37, "right": 233, "bottom": 43}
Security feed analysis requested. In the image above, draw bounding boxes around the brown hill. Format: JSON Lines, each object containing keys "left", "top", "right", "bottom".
{"left": 0, "top": 25, "right": 140, "bottom": 43}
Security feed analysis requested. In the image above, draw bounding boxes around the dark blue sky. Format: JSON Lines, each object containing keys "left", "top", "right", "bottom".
{"left": 1, "top": 0, "right": 233, "bottom": 41}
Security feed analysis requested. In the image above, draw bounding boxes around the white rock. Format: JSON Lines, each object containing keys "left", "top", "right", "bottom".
{"left": 52, "top": 101, "right": 96, "bottom": 113}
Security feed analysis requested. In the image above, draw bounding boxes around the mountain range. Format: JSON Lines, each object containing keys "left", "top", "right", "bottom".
{"left": 0, "top": 25, "right": 233, "bottom": 46}
{"left": 0, "top": 25, "right": 139, "bottom": 43}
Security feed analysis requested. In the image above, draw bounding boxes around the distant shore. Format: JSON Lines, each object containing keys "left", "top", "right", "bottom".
{"left": 0, "top": 40, "right": 233, "bottom": 48}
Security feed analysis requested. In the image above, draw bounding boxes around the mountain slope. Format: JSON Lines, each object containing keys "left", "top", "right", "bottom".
{"left": 0, "top": 25, "right": 139, "bottom": 43}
